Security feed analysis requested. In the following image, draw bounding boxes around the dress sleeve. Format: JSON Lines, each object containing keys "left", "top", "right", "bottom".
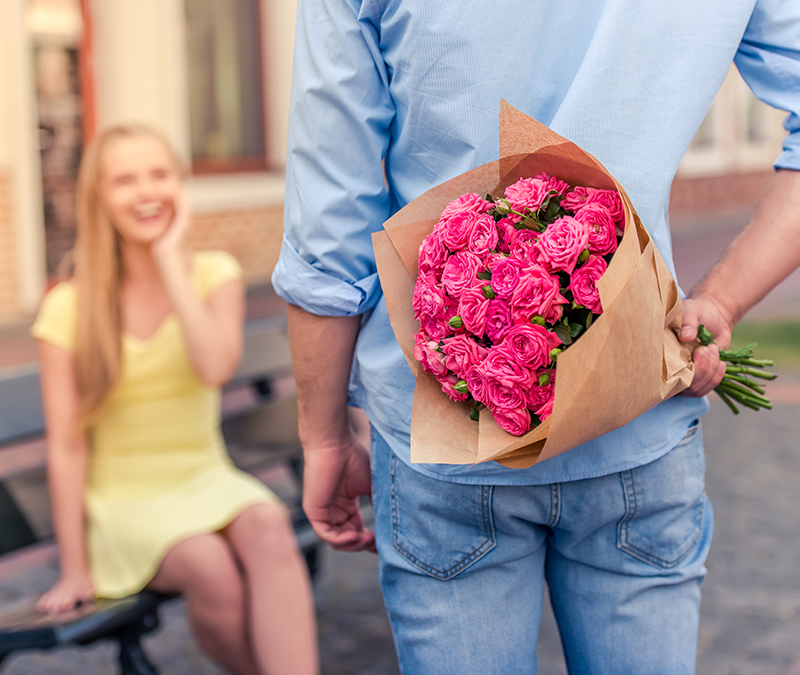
{"left": 194, "top": 250, "right": 245, "bottom": 299}
{"left": 735, "top": 0, "right": 800, "bottom": 171}
{"left": 270, "top": 0, "right": 394, "bottom": 317}
{"left": 29, "top": 282, "right": 77, "bottom": 353}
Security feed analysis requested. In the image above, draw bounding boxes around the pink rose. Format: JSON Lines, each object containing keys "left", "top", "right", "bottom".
{"left": 441, "top": 251, "right": 483, "bottom": 297}
{"left": 420, "top": 313, "right": 453, "bottom": 342}
{"left": 485, "top": 379, "right": 528, "bottom": 411}
{"left": 510, "top": 265, "right": 567, "bottom": 324}
{"left": 496, "top": 218, "right": 518, "bottom": 252}
{"left": 504, "top": 177, "right": 549, "bottom": 214}
{"left": 527, "top": 370, "right": 555, "bottom": 410}
{"left": 458, "top": 286, "right": 491, "bottom": 336}
{"left": 465, "top": 364, "right": 490, "bottom": 403}
{"left": 468, "top": 214, "right": 500, "bottom": 255}
{"left": 536, "top": 172, "right": 570, "bottom": 197}
{"left": 575, "top": 204, "right": 618, "bottom": 256}
{"left": 438, "top": 211, "right": 483, "bottom": 252}
{"left": 535, "top": 398, "right": 554, "bottom": 422}
{"left": 491, "top": 407, "right": 531, "bottom": 436}
{"left": 532, "top": 215, "right": 590, "bottom": 274}
{"left": 441, "top": 335, "right": 488, "bottom": 379}
{"left": 436, "top": 371, "right": 470, "bottom": 402}
{"left": 485, "top": 299, "right": 512, "bottom": 344}
{"left": 440, "top": 193, "right": 493, "bottom": 220}
{"left": 413, "top": 331, "right": 447, "bottom": 377}
{"left": 569, "top": 255, "right": 607, "bottom": 314}
{"left": 561, "top": 186, "right": 591, "bottom": 213}
{"left": 505, "top": 324, "right": 562, "bottom": 370}
{"left": 488, "top": 255, "right": 523, "bottom": 298}
{"left": 481, "top": 347, "right": 532, "bottom": 388}
{"left": 412, "top": 272, "right": 448, "bottom": 321}
{"left": 418, "top": 232, "right": 449, "bottom": 275}
{"left": 510, "top": 229, "right": 540, "bottom": 264}
{"left": 583, "top": 189, "right": 625, "bottom": 229}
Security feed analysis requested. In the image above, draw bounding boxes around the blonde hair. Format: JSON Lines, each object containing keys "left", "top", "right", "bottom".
{"left": 71, "top": 125, "right": 183, "bottom": 429}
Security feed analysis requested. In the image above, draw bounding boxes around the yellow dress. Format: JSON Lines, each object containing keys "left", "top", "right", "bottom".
{"left": 31, "top": 251, "right": 277, "bottom": 598}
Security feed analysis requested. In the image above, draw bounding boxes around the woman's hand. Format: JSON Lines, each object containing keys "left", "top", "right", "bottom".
{"left": 36, "top": 572, "right": 95, "bottom": 615}
{"left": 152, "top": 187, "right": 192, "bottom": 262}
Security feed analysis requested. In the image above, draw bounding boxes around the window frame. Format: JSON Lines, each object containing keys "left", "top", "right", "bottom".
{"left": 187, "top": 0, "right": 269, "bottom": 176}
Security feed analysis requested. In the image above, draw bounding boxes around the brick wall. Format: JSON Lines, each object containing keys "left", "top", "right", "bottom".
{"left": 0, "top": 172, "right": 20, "bottom": 319}
{"left": 187, "top": 205, "right": 284, "bottom": 284}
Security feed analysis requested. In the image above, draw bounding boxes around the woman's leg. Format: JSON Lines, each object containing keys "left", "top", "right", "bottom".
{"left": 225, "top": 502, "right": 319, "bottom": 675}
{"left": 148, "top": 533, "right": 260, "bottom": 675}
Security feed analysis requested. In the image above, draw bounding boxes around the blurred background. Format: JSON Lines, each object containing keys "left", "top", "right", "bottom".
{"left": 0, "top": 1, "right": 799, "bottom": 674}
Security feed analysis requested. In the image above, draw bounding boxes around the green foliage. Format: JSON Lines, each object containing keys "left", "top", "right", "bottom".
{"left": 730, "top": 321, "right": 800, "bottom": 368}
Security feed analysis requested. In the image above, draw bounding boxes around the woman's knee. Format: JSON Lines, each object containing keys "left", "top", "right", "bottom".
{"left": 227, "top": 502, "right": 299, "bottom": 568}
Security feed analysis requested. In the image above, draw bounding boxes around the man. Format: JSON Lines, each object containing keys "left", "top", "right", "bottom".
{"left": 273, "top": 1, "right": 800, "bottom": 672}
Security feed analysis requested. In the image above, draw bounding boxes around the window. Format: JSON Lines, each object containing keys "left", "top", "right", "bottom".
{"left": 185, "top": 0, "right": 266, "bottom": 173}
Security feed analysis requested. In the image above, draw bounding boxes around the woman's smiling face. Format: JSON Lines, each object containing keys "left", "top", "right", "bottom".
{"left": 100, "top": 135, "right": 181, "bottom": 246}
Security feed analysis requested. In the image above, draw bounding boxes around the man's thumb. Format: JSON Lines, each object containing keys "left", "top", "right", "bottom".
{"left": 679, "top": 304, "right": 699, "bottom": 343}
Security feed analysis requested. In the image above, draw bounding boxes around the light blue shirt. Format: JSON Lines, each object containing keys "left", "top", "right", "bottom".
{"left": 273, "top": 0, "right": 800, "bottom": 485}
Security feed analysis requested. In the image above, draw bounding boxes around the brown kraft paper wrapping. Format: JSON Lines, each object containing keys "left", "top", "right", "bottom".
{"left": 372, "top": 101, "right": 695, "bottom": 468}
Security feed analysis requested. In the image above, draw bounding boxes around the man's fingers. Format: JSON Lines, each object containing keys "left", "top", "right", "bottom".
{"left": 682, "top": 344, "right": 723, "bottom": 397}
{"left": 314, "top": 524, "right": 375, "bottom": 552}
{"left": 679, "top": 304, "right": 699, "bottom": 343}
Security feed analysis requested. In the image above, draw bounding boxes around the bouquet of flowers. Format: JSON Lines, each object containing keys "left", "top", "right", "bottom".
{"left": 413, "top": 176, "right": 625, "bottom": 436}
{"left": 373, "top": 101, "right": 724, "bottom": 468}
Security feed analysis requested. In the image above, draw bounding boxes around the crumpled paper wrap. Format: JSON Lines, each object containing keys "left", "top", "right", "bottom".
{"left": 372, "top": 101, "right": 695, "bottom": 468}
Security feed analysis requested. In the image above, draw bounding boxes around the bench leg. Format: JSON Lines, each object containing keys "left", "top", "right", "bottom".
{"left": 115, "top": 611, "right": 160, "bottom": 675}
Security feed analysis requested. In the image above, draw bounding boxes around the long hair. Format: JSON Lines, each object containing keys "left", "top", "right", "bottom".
{"left": 71, "top": 125, "right": 183, "bottom": 430}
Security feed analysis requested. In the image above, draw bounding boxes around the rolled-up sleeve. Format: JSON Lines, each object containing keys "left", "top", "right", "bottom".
{"left": 735, "top": 0, "right": 800, "bottom": 171}
{"left": 272, "top": 0, "right": 394, "bottom": 316}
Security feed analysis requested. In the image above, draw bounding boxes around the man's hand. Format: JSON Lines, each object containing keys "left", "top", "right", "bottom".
{"left": 302, "top": 433, "right": 376, "bottom": 553}
{"left": 678, "top": 295, "right": 730, "bottom": 398}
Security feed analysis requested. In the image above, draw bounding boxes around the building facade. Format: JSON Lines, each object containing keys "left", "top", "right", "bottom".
{"left": 0, "top": 0, "right": 789, "bottom": 324}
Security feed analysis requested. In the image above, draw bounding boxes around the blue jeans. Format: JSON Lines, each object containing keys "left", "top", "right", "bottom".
{"left": 371, "top": 423, "right": 712, "bottom": 675}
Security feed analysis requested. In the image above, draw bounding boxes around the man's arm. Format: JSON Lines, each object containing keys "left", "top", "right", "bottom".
{"left": 273, "top": 0, "right": 392, "bottom": 551}
{"left": 286, "top": 305, "right": 374, "bottom": 551}
{"left": 680, "top": 169, "right": 800, "bottom": 396}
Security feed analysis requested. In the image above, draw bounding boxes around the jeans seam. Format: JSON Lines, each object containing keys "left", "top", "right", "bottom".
{"left": 390, "top": 461, "right": 496, "bottom": 580}
{"left": 617, "top": 464, "right": 706, "bottom": 569}
{"left": 547, "top": 483, "right": 561, "bottom": 528}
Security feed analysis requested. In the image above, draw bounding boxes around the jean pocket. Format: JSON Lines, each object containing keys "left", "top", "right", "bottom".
{"left": 390, "top": 453, "right": 496, "bottom": 580}
{"left": 617, "top": 423, "right": 706, "bottom": 569}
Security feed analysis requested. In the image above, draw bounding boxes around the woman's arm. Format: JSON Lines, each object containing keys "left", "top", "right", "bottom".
{"left": 36, "top": 339, "right": 94, "bottom": 614}
{"left": 153, "top": 191, "right": 244, "bottom": 386}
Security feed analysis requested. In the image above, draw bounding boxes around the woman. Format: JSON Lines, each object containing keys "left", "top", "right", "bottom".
{"left": 31, "top": 125, "right": 319, "bottom": 675}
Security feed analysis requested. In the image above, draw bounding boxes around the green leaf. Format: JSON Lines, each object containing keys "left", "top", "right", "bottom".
{"left": 482, "top": 285, "right": 496, "bottom": 300}
{"left": 477, "top": 270, "right": 492, "bottom": 280}
{"left": 569, "top": 323, "right": 584, "bottom": 339}
{"left": 518, "top": 216, "right": 541, "bottom": 231}
{"left": 470, "top": 405, "right": 480, "bottom": 422}
{"left": 554, "top": 324, "right": 572, "bottom": 345}
{"left": 543, "top": 196, "right": 562, "bottom": 223}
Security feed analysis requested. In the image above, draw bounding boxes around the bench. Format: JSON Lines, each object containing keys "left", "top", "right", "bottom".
{"left": 0, "top": 309, "right": 318, "bottom": 674}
